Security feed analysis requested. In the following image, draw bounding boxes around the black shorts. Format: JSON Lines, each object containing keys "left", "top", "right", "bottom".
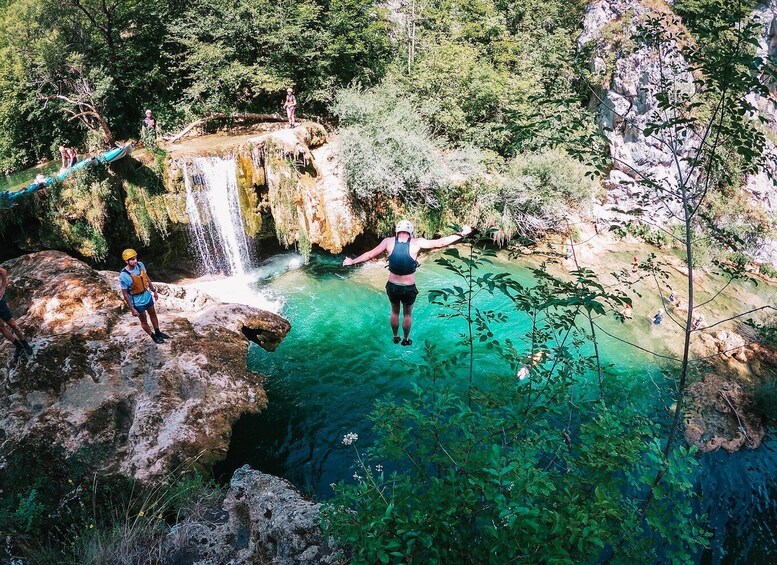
{"left": 386, "top": 282, "right": 418, "bottom": 308}
{"left": 0, "top": 298, "right": 13, "bottom": 322}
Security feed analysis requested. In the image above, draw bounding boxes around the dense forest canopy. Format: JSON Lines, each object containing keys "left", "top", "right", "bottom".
{"left": 0, "top": 0, "right": 592, "bottom": 172}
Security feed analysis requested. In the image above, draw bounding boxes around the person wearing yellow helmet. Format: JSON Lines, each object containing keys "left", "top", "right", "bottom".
{"left": 342, "top": 221, "right": 474, "bottom": 346}
{"left": 119, "top": 249, "right": 169, "bottom": 344}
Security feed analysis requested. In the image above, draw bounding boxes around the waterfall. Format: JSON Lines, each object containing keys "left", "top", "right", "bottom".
{"left": 182, "top": 157, "right": 252, "bottom": 275}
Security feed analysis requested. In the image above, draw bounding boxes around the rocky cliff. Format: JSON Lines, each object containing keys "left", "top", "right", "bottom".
{"left": 580, "top": 0, "right": 777, "bottom": 266}
{"left": 0, "top": 251, "right": 290, "bottom": 482}
{"left": 166, "top": 123, "right": 363, "bottom": 257}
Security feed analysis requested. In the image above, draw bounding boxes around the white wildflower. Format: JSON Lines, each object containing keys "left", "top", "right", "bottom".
{"left": 375, "top": 464, "right": 383, "bottom": 473}
{"left": 342, "top": 432, "right": 359, "bottom": 446}
{"left": 353, "top": 472, "right": 363, "bottom": 481}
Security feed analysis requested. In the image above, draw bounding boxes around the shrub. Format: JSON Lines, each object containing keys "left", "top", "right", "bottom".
{"left": 751, "top": 378, "right": 777, "bottom": 422}
{"left": 470, "top": 149, "right": 600, "bottom": 242}
{"left": 332, "top": 82, "right": 485, "bottom": 207}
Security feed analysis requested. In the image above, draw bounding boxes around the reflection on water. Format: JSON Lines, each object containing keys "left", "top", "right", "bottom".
{"left": 214, "top": 251, "right": 777, "bottom": 561}
{"left": 0, "top": 161, "right": 60, "bottom": 193}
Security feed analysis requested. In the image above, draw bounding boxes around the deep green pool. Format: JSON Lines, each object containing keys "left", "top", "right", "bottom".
{"left": 214, "top": 250, "right": 777, "bottom": 563}
{"left": 0, "top": 161, "right": 59, "bottom": 193}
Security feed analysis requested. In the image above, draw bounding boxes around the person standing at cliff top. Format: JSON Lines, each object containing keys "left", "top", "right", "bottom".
{"left": 342, "top": 221, "right": 474, "bottom": 346}
{"left": 0, "top": 267, "right": 34, "bottom": 361}
{"left": 119, "top": 249, "right": 170, "bottom": 344}
{"left": 282, "top": 88, "right": 297, "bottom": 128}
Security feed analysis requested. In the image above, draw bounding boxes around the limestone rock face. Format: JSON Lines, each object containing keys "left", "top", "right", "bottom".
{"left": 579, "top": 0, "right": 695, "bottom": 224}
{"left": 580, "top": 0, "right": 777, "bottom": 267}
{"left": 168, "top": 123, "right": 363, "bottom": 255}
{"left": 163, "top": 466, "right": 341, "bottom": 565}
{"left": 0, "top": 251, "right": 290, "bottom": 482}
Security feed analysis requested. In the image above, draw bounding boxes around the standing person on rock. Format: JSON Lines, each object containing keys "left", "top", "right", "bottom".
{"left": 0, "top": 267, "right": 34, "bottom": 361}
{"left": 283, "top": 88, "right": 297, "bottom": 128}
{"left": 342, "top": 221, "right": 474, "bottom": 346}
{"left": 119, "top": 249, "right": 170, "bottom": 344}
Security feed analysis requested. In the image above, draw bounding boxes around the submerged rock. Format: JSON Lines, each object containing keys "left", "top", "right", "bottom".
{"left": 0, "top": 251, "right": 290, "bottom": 482}
{"left": 685, "top": 374, "right": 766, "bottom": 453}
{"left": 163, "top": 466, "right": 341, "bottom": 565}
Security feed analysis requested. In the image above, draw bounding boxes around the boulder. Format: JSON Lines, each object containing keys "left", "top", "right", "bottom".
{"left": 685, "top": 373, "right": 766, "bottom": 453}
{"left": 163, "top": 466, "right": 342, "bottom": 565}
{"left": 0, "top": 251, "right": 290, "bottom": 482}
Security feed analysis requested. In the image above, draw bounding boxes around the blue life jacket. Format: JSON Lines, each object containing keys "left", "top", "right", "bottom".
{"left": 388, "top": 237, "right": 418, "bottom": 275}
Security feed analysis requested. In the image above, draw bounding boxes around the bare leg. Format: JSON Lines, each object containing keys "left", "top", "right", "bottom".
{"left": 0, "top": 320, "right": 15, "bottom": 343}
{"left": 402, "top": 303, "right": 414, "bottom": 340}
{"left": 5, "top": 318, "right": 25, "bottom": 341}
{"left": 147, "top": 305, "right": 160, "bottom": 332}
{"left": 389, "top": 301, "right": 400, "bottom": 339}
{"left": 137, "top": 310, "right": 154, "bottom": 336}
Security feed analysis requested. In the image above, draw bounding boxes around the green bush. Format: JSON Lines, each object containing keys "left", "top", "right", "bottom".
{"left": 759, "top": 263, "right": 777, "bottom": 279}
{"left": 333, "top": 82, "right": 479, "bottom": 206}
{"left": 751, "top": 378, "right": 777, "bottom": 422}
{"left": 470, "top": 148, "right": 600, "bottom": 242}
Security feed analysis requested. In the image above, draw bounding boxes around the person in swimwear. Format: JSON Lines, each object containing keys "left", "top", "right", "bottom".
{"left": 283, "top": 88, "right": 297, "bottom": 128}
{"left": 342, "top": 220, "right": 474, "bottom": 346}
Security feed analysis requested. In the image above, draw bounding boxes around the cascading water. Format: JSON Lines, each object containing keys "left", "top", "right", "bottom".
{"left": 182, "top": 157, "right": 252, "bottom": 275}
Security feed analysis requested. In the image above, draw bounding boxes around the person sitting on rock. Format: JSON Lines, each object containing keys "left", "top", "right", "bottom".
{"left": 342, "top": 221, "right": 474, "bottom": 346}
{"left": 692, "top": 313, "right": 706, "bottom": 331}
{"left": 653, "top": 308, "right": 665, "bottom": 325}
{"left": 0, "top": 267, "right": 34, "bottom": 361}
{"left": 668, "top": 291, "right": 678, "bottom": 305}
{"left": 621, "top": 303, "right": 634, "bottom": 320}
{"left": 119, "top": 249, "right": 170, "bottom": 344}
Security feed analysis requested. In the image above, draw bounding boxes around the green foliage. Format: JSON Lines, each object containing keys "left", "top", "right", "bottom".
{"left": 323, "top": 242, "right": 707, "bottom": 563}
{"left": 1, "top": 434, "right": 224, "bottom": 562}
{"left": 626, "top": 221, "right": 672, "bottom": 248}
{"left": 759, "top": 263, "right": 777, "bottom": 279}
{"left": 469, "top": 149, "right": 600, "bottom": 243}
{"left": 751, "top": 377, "right": 777, "bottom": 423}
{"left": 333, "top": 82, "right": 484, "bottom": 207}
{"left": 166, "top": 0, "right": 391, "bottom": 117}
{"left": 394, "top": 0, "right": 593, "bottom": 155}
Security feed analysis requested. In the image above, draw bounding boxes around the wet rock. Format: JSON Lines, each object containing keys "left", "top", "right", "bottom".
{"left": 0, "top": 251, "right": 290, "bottom": 482}
{"left": 163, "top": 466, "right": 342, "bottom": 565}
{"left": 685, "top": 374, "right": 766, "bottom": 452}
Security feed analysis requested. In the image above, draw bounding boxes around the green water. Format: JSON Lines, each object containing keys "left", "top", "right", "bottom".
{"left": 215, "top": 250, "right": 777, "bottom": 562}
{"left": 0, "top": 161, "right": 59, "bottom": 193}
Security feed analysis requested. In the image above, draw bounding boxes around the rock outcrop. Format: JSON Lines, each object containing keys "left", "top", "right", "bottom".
{"left": 167, "top": 123, "right": 363, "bottom": 256}
{"left": 163, "top": 466, "right": 341, "bottom": 565}
{"left": 0, "top": 251, "right": 290, "bottom": 482}
{"left": 684, "top": 329, "right": 777, "bottom": 451}
{"left": 580, "top": 0, "right": 777, "bottom": 267}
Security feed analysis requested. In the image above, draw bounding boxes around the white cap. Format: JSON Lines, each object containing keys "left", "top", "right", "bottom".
{"left": 395, "top": 220, "right": 414, "bottom": 235}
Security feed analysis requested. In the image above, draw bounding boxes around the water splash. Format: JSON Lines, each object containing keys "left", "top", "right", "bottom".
{"left": 183, "top": 157, "right": 252, "bottom": 275}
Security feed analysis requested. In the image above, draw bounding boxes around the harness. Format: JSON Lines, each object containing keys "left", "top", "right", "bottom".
{"left": 387, "top": 236, "right": 419, "bottom": 275}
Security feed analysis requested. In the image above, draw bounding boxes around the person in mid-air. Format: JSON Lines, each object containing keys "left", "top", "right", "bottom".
{"left": 119, "top": 249, "right": 170, "bottom": 344}
{"left": 342, "top": 221, "right": 473, "bottom": 346}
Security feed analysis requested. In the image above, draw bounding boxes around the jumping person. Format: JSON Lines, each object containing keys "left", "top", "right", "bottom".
{"left": 342, "top": 221, "right": 474, "bottom": 346}
{"left": 119, "top": 249, "right": 170, "bottom": 344}
{"left": 0, "top": 267, "right": 34, "bottom": 361}
{"left": 283, "top": 88, "right": 297, "bottom": 128}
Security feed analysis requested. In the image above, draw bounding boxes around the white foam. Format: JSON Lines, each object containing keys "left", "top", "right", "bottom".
{"left": 189, "top": 273, "right": 284, "bottom": 314}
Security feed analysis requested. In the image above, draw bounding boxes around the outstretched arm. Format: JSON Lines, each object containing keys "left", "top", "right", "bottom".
{"left": 417, "top": 225, "right": 474, "bottom": 250}
{"left": 343, "top": 239, "right": 389, "bottom": 266}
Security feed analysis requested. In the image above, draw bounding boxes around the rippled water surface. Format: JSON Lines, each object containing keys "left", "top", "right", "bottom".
{"left": 214, "top": 250, "right": 777, "bottom": 562}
